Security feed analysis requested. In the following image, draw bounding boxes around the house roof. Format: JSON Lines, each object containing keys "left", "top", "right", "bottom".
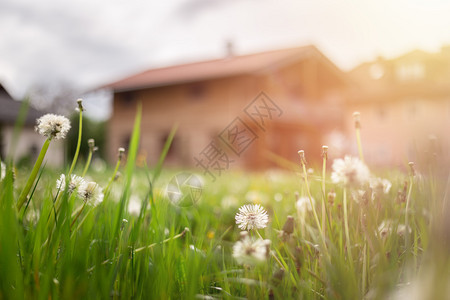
{"left": 347, "top": 47, "right": 450, "bottom": 103}
{"left": 0, "top": 84, "right": 42, "bottom": 126}
{"left": 103, "top": 45, "right": 349, "bottom": 92}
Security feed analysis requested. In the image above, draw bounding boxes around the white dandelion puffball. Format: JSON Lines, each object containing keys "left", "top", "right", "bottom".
{"left": 56, "top": 174, "right": 86, "bottom": 193}
{"left": 232, "top": 236, "right": 270, "bottom": 265}
{"left": 0, "top": 161, "right": 5, "bottom": 181}
{"left": 377, "top": 220, "right": 411, "bottom": 238}
{"left": 235, "top": 204, "right": 269, "bottom": 230}
{"left": 35, "top": 114, "right": 71, "bottom": 140}
{"left": 78, "top": 181, "right": 104, "bottom": 206}
{"left": 370, "top": 177, "right": 392, "bottom": 194}
{"left": 331, "top": 156, "right": 370, "bottom": 186}
{"left": 128, "top": 195, "right": 142, "bottom": 216}
{"left": 296, "top": 196, "right": 315, "bottom": 213}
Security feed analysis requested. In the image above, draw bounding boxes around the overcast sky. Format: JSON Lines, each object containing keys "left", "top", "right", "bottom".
{"left": 1, "top": 0, "right": 450, "bottom": 119}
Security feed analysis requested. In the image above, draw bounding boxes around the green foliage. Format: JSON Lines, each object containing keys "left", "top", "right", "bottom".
{"left": 0, "top": 101, "right": 449, "bottom": 299}
{"left": 66, "top": 114, "right": 106, "bottom": 161}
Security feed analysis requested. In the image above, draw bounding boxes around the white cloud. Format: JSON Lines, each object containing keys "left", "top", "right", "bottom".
{"left": 0, "top": 0, "right": 449, "bottom": 104}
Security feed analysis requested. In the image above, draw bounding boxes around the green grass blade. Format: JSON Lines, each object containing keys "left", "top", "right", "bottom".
{"left": 152, "top": 123, "right": 178, "bottom": 183}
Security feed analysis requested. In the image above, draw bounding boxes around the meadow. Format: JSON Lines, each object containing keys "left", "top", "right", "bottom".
{"left": 0, "top": 100, "right": 449, "bottom": 299}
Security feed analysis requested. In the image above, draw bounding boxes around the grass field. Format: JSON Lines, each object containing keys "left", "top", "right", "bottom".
{"left": 1, "top": 100, "right": 449, "bottom": 299}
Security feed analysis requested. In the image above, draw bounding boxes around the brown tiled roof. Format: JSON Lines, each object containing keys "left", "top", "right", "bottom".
{"left": 0, "top": 84, "right": 42, "bottom": 126}
{"left": 103, "top": 45, "right": 344, "bottom": 92}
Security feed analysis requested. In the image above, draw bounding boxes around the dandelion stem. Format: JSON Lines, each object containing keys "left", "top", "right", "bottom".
{"left": 256, "top": 230, "right": 284, "bottom": 268}
{"left": 343, "top": 188, "right": 354, "bottom": 268}
{"left": 271, "top": 251, "right": 285, "bottom": 269}
{"left": 17, "top": 138, "right": 51, "bottom": 211}
{"left": 68, "top": 101, "right": 83, "bottom": 176}
{"left": 299, "top": 151, "right": 324, "bottom": 241}
{"left": 255, "top": 230, "right": 264, "bottom": 240}
{"left": 70, "top": 207, "right": 94, "bottom": 238}
{"left": 321, "top": 146, "right": 328, "bottom": 238}
{"left": 362, "top": 242, "right": 367, "bottom": 296}
{"left": 70, "top": 201, "right": 87, "bottom": 229}
{"left": 104, "top": 158, "right": 121, "bottom": 195}
{"left": 81, "top": 150, "right": 93, "bottom": 177}
{"left": 405, "top": 163, "right": 415, "bottom": 252}
{"left": 353, "top": 112, "right": 365, "bottom": 163}
{"left": 355, "top": 128, "right": 364, "bottom": 163}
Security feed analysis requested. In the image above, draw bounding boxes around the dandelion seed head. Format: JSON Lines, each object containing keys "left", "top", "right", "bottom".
{"left": 232, "top": 236, "right": 270, "bottom": 265}
{"left": 378, "top": 220, "right": 392, "bottom": 238}
{"left": 0, "top": 161, "right": 5, "bottom": 181}
{"left": 118, "top": 147, "right": 125, "bottom": 160}
{"left": 331, "top": 156, "right": 370, "bottom": 186}
{"left": 408, "top": 162, "right": 416, "bottom": 177}
{"left": 128, "top": 195, "right": 142, "bottom": 216}
{"left": 24, "top": 208, "right": 40, "bottom": 225}
{"left": 370, "top": 177, "right": 392, "bottom": 194}
{"left": 377, "top": 220, "right": 411, "bottom": 238}
{"left": 78, "top": 181, "right": 104, "bottom": 206}
{"left": 56, "top": 174, "right": 86, "bottom": 193}
{"left": 235, "top": 204, "right": 269, "bottom": 230}
{"left": 88, "top": 138, "right": 95, "bottom": 148}
{"left": 396, "top": 224, "right": 412, "bottom": 237}
{"left": 322, "top": 145, "right": 328, "bottom": 158}
{"left": 164, "top": 228, "right": 170, "bottom": 236}
{"left": 35, "top": 114, "right": 71, "bottom": 140}
{"left": 328, "top": 190, "right": 336, "bottom": 204}
{"left": 75, "top": 98, "right": 85, "bottom": 112}
{"left": 298, "top": 150, "right": 306, "bottom": 164}
{"left": 240, "top": 230, "right": 249, "bottom": 239}
{"left": 352, "top": 189, "right": 369, "bottom": 203}
{"left": 296, "top": 196, "right": 315, "bottom": 213}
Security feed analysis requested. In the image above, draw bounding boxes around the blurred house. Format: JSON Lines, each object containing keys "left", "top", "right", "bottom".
{"left": 104, "top": 45, "right": 350, "bottom": 174}
{"left": 0, "top": 84, "right": 65, "bottom": 166}
{"left": 347, "top": 46, "right": 450, "bottom": 167}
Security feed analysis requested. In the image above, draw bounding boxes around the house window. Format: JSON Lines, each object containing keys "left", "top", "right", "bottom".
{"left": 121, "top": 92, "right": 136, "bottom": 107}
{"left": 188, "top": 84, "right": 206, "bottom": 101}
{"left": 369, "top": 64, "right": 385, "bottom": 80}
{"left": 396, "top": 63, "right": 425, "bottom": 81}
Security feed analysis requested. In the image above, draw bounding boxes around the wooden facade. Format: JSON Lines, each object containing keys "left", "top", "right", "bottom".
{"left": 346, "top": 46, "right": 450, "bottom": 168}
{"left": 105, "top": 45, "right": 350, "bottom": 172}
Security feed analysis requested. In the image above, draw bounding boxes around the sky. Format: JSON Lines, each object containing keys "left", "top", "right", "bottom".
{"left": 1, "top": 0, "right": 450, "bottom": 119}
